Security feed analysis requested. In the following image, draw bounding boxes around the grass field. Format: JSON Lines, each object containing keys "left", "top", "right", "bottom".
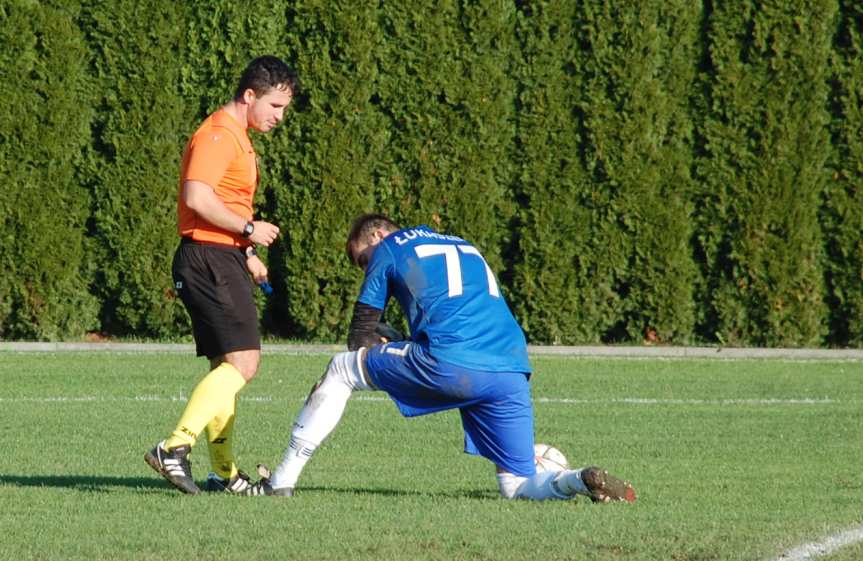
{"left": 0, "top": 351, "right": 861, "bottom": 561}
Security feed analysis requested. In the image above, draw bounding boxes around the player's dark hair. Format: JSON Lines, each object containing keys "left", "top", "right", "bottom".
{"left": 234, "top": 55, "right": 299, "bottom": 100}
{"left": 346, "top": 213, "right": 401, "bottom": 265}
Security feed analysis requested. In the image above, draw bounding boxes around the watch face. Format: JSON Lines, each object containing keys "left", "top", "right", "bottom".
{"left": 243, "top": 222, "right": 254, "bottom": 237}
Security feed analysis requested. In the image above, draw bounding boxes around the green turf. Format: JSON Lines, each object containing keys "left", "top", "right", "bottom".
{"left": 0, "top": 352, "right": 860, "bottom": 561}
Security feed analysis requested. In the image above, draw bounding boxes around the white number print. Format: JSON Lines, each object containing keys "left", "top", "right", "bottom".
{"left": 414, "top": 244, "right": 500, "bottom": 298}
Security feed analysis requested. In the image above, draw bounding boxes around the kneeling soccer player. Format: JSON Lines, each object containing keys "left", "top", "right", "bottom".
{"left": 266, "top": 213, "right": 636, "bottom": 502}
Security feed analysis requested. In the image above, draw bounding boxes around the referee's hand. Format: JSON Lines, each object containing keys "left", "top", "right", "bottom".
{"left": 246, "top": 255, "right": 268, "bottom": 285}
{"left": 250, "top": 221, "right": 279, "bottom": 246}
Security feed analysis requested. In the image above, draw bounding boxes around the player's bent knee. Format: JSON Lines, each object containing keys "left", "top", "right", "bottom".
{"left": 325, "top": 350, "right": 375, "bottom": 392}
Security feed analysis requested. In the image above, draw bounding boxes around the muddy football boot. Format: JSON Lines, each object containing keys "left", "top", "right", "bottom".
{"left": 580, "top": 467, "right": 637, "bottom": 503}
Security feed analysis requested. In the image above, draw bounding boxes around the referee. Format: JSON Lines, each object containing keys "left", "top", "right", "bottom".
{"left": 145, "top": 56, "right": 298, "bottom": 495}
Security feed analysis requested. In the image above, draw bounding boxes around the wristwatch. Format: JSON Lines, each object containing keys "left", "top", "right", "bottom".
{"left": 244, "top": 245, "right": 257, "bottom": 258}
{"left": 242, "top": 221, "right": 254, "bottom": 238}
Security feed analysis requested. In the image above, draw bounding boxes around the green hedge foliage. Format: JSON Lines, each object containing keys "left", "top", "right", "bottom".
{"left": 270, "top": 0, "right": 519, "bottom": 341}
{"left": 694, "top": 0, "right": 834, "bottom": 346}
{"left": 2, "top": 0, "right": 862, "bottom": 346}
{"left": 0, "top": 1, "right": 98, "bottom": 339}
{"left": 512, "top": 1, "right": 699, "bottom": 344}
{"left": 78, "top": 0, "right": 192, "bottom": 338}
{"left": 823, "top": 0, "right": 863, "bottom": 346}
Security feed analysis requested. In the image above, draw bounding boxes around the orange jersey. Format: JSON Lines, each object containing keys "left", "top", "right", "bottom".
{"left": 177, "top": 109, "right": 257, "bottom": 246}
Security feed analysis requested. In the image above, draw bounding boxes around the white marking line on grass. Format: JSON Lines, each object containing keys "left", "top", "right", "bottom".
{"left": 773, "top": 524, "right": 863, "bottom": 561}
{"left": 534, "top": 397, "right": 836, "bottom": 405}
{"left": 0, "top": 395, "right": 840, "bottom": 405}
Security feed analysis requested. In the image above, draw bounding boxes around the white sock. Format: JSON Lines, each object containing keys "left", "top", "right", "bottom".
{"left": 497, "top": 471, "right": 571, "bottom": 500}
{"left": 552, "top": 468, "right": 589, "bottom": 496}
{"left": 270, "top": 436, "right": 317, "bottom": 489}
{"left": 271, "top": 351, "right": 371, "bottom": 490}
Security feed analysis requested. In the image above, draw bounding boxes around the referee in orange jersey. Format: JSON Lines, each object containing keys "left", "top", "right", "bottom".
{"left": 145, "top": 56, "right": 298, "bottom": 496}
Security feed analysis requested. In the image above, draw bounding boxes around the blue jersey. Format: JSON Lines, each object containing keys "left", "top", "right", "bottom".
{"left": 357, "top": 225, "right": 531, "bottom": 373}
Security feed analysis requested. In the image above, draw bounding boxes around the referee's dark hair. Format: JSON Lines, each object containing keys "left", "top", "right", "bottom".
{"left": 346, "top": 214, "right": 401, "bottom": 265}
{"left": 234, "top": 55, "right": 299, "bottom": 99}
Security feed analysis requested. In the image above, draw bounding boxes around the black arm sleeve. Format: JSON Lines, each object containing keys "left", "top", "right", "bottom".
{"left": 347, "top": 302, "right": 384, "bottom": 351}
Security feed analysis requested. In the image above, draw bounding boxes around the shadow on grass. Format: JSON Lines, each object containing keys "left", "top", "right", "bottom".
{"left": 0, "top": 474, "right": 175, "bottom": 493}
{"left": 0, "top": 475, "right": 500, "bottom": 499}
{"left": 298, "top": 485, "right": 500, "bottom": 500}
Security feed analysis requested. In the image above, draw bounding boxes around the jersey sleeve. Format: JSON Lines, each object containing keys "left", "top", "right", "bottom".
{"left": 183, "top": 130, "right": 236, "bottom": 188}
{"left": 357, "top": 245, "right": 392, "bottom": 310}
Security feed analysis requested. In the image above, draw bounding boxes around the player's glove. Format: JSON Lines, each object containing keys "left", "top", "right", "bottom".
{"left": 375, "top": 322, "right": 405, "bottom": 342}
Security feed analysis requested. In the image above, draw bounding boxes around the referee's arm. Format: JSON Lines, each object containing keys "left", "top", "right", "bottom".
{"left": 182, "top": 180, "right": 249, "bottom": 234}
{"left": 183, "top": 180, "right": 280, "bottom": 246}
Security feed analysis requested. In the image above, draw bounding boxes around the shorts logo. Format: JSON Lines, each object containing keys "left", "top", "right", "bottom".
{"left": 384, "top": 343, "right": 411, "bottom": 357}
{"left": 175, "top": 281, "right": 183, "bottom": 290}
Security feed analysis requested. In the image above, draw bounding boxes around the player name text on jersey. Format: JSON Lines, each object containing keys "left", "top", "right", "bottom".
{"left": 393, "top": 227, "right": 464, "bottom": 246}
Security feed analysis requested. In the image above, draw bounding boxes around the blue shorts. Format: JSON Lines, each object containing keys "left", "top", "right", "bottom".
{"left": 364, "top": 341, "right": 536, "bottom": 476}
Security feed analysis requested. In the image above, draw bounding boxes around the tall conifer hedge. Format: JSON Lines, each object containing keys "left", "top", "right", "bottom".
{"left": 270, "top": 1, "right": 518, "bottom": 340}
{"left": 512, "top": 1, "right": 699, "bottom": 344}
{"left": 0, "top": 1, "right": 97, "bottom": 339}
{"left": 823, "top": 0, "right": 863, "bottom": 346}
{"left": 2, "top": 1, "right": 862, "bottom": 346}
{"left": 694, "top": 0, "right": 834, "bottom": 346}
{"left": 79, "top": 0, "right": 191, "bottom": 338}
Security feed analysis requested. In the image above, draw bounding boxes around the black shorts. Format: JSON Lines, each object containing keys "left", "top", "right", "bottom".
{"left": 172, "top": 239, "right": 260, "bottom": 359}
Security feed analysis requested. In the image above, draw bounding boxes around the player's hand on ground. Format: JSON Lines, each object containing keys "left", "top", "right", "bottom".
{"left": 245, "top": 255, "right": 269, "bottom": 285}
{"left": 250, "top": 220, "right": 280, "bottom": 246}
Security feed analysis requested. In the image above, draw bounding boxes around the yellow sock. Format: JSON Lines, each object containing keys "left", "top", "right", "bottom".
{"left": 206, "top": 398, "right": 239, "bottom": 480}
{"left": 164, "top": 363, "right": 246, "bottom": 450}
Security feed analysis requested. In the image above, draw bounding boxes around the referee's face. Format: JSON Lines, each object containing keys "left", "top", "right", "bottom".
{"left": 247, "top": 85, "right": 294, "bottom": 133}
